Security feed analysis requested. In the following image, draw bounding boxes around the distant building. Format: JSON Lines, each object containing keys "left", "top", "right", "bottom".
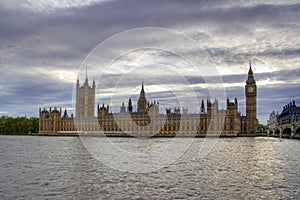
{"left": 39, "top": 63, "right": 258, "bottom": 136}
{"left": 278, "top": 101, "right": 300, "bottom": 126}
{"left": 267, "top": 101, "right": 300, "bottom": 130}
{"left": 267, "top": 111, "right": 279, "bottom": 130}
{"left": 39, "top": 107, "right": 76, "bottom": 134}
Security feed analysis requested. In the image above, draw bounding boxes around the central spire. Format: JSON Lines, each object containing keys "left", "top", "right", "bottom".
{"left": 85, "top": 65, "right": 88, "bottom": 82}
{"left": 248, "top": 60, "right": 253, "bottom": 76}
{"left": 140, "top": 81, "right": 145, "bottom": 97}
{"left": 138, "top": 82, "right": 147, "bottom": 113}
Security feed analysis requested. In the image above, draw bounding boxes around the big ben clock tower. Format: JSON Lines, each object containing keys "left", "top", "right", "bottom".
{"left": 245, "top": 61, "right": 257, "bottom": 135}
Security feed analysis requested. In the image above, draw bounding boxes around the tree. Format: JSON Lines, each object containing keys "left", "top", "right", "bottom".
{"left": 0, "top": 116, "right": 39, "bottom": 135}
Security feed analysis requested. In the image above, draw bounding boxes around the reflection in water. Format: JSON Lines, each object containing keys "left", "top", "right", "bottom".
{"left": 0, "top": 136, "right": 299, "bottom": 199}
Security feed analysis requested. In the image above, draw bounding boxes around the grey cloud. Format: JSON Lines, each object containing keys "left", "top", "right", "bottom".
{"left": 259, "top": 48, "right": 300, "bottom": 57}
{"left": 0, "top": 0, "right": 299, "bottom": 123}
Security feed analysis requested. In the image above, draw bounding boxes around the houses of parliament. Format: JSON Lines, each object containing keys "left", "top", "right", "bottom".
{"left": 39, "top": 63, "right": 258, "bottom": 136}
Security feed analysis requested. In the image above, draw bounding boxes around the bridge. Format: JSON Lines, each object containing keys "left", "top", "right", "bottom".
{"left": 268, "top": 121, "right": 300, "bottom": 138}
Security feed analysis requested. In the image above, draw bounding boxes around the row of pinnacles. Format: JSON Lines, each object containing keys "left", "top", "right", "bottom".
{"left": 39, "top": 63, "right": 257, "bottom": 136}
{"left": 39, "top": 107, "right": 75, "bottom": 134}
{"left": 96, "top": 98, "right": 241, "bottom": 137}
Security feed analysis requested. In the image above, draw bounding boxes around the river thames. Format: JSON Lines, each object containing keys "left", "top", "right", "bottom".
{"left": 0, "top": 136, "right": 299, "bottom": 199}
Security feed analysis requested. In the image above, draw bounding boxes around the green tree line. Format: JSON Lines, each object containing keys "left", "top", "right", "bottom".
{"left": 0, "top": 116, "right": 39, "bottom": 135}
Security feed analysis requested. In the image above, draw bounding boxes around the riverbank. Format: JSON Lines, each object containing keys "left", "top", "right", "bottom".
{"left": 2, "top": 132, "right": 299, "bottom": 139}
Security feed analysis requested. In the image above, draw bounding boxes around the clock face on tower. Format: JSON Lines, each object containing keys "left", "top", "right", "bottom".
{"left": 248, "top": 86, "right": 254, "bottom": 93}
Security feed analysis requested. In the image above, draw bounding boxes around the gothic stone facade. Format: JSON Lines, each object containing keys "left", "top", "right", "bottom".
{"left": 39, "top": 64, "right": 257, "bottom": 136}
{"left": 267, "top": 100, "right": 300, "bottom": 130}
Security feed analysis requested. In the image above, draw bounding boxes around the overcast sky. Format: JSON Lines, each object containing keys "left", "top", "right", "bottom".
{"left": 0, "top": 0, "right": 300, "bottom": 124}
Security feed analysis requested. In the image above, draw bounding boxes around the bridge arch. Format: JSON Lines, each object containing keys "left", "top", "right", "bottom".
{"left": 282, "top": 127, "right": 292, "bottom": 137}
{"left": 274, "top": 129, "right": 280, "bottom": 136}
{"left": 269, "top": 130, "right": 273, "bottom": 136}
{"left": 295, "top": 126, "right": 300, "bottom": 137}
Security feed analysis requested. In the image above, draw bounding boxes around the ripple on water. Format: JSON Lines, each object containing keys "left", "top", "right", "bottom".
{"left": 0, "top": 136, "right": 299, "bottom": 199}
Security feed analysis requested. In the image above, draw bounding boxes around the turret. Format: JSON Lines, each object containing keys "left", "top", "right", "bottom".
{"left": 207, "top": 99, "right": 211, "bottom": 107}
{"left": 201, "top": 99, "right": 205, "bottom": 113}
{"left": 183, "top": 107, "right": 188, "bottom": 115}
{"left": 215, "top": 99, "right": 218, "bottom": 109}
{"left": 128, "top": 98, "right": 133, "bottom": 113}
{"left": 63, "top": 108, "right": 68, "bottom": 118}
{"left": 98, "top": 103, "right": 109, "bottom": 116}
{"left": 166, "top": 108, "right": 171, "bottom": 115}
{"left": 84, "top": 65, "right": 89, "bottom": 86}
{"left": 76, "top": 78, "right": 79, "bottom": 89}
{"left": 174, "top": 107, "right": 180, "bottom": 114}
{"left": 120, "top": 102, "right": 126, "bottom": 113}
{"left": 207, "top": 99, "right": 218, "bottom": 115}
{"left": 93, "top": 79, "right": 96, "bottom": 88}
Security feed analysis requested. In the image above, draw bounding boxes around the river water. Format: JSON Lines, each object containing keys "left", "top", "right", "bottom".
{"left": 0, "top": 135, "right": 299, "bottom": 199}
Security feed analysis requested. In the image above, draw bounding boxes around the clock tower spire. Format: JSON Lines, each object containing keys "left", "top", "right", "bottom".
{"left": 245, "top": 61, "right": 257, "bottom": 135}
{"left": 138, "top": 82, "right": 147, "bottom": 113}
